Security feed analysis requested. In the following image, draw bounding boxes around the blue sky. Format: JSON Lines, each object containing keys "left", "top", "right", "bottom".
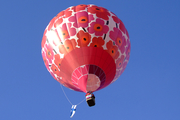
{"left": 0, "top": 0, "right": 180, "bottom": 120}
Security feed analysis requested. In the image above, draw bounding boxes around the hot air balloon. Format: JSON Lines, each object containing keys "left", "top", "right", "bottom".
{"left": 41, "top": 4, "right": 131, "bottom": 107}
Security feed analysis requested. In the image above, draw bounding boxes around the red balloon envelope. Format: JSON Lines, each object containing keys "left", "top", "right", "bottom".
{"left": 41, "top": 4, "right": 131, "bottom": 93}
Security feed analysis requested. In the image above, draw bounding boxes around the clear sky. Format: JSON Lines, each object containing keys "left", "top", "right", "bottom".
{"left": 0, "top": 0, "right": 180, "bottom": 120}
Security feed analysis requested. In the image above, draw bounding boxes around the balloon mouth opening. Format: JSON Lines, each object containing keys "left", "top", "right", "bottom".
{"left": 71, "top": 64, "right": 106, "bottom": 92}
{"left": 86, "top": 74, "right": 101, "bottom": 92}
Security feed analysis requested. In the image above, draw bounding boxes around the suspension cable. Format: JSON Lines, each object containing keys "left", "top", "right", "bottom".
{"left": 60, "top": 84, "right": 85, "bottom": 106}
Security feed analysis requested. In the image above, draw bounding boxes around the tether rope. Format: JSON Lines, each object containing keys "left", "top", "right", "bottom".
{"left": 60, "top": 83, "right": 85, "bottom": 106}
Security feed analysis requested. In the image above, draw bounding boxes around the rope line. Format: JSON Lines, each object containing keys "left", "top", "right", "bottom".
{"left": 77, "top": 97, "right": 86, "bottom": 106}
{"left": 60, "top": 83, "right": 73, "bottom": 105}
{"left": 60, "top": 83, "right": 85, "bottom": 106}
